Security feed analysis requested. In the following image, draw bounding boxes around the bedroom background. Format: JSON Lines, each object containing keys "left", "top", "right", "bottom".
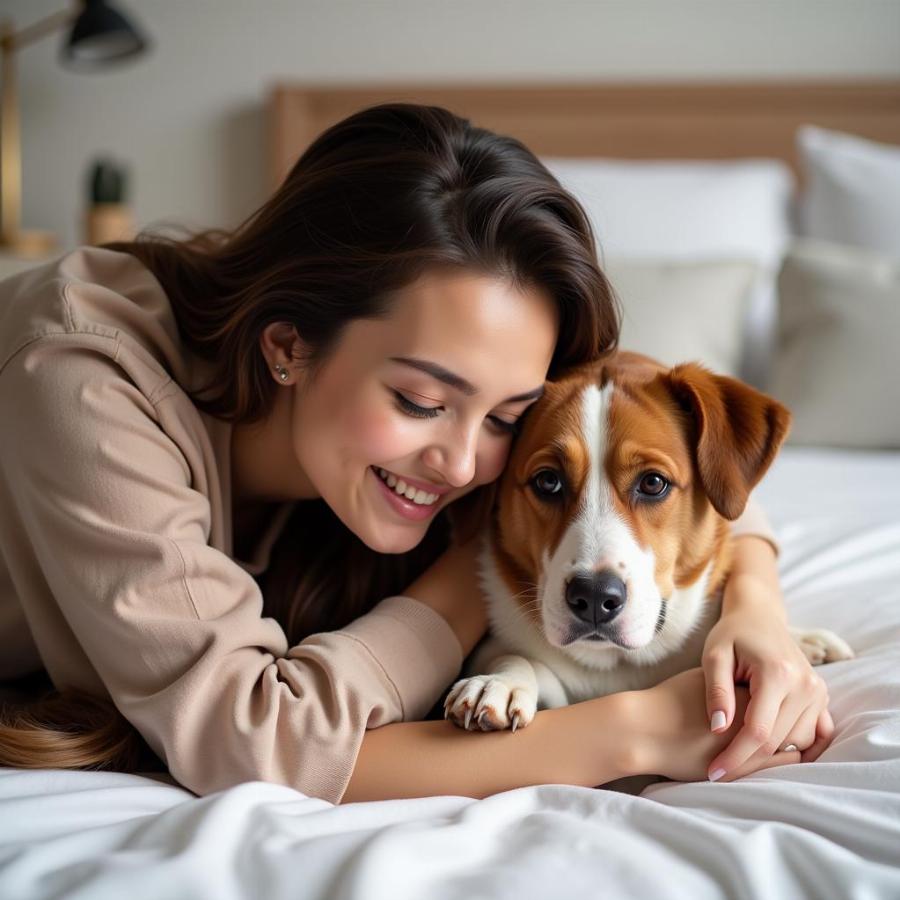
{"left": 3, "top": 0, "right": 898, "bottom": 248}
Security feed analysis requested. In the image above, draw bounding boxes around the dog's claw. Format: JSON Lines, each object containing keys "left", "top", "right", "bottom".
{"left": 464, "top": 707, "right": 473, "bottom": 730}
{"left": 511, "top": 713, "right": 520, "bottom": 733}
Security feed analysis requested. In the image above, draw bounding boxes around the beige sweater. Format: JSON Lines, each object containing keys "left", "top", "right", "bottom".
{"left": 0, "top": 247, "right": 779, "bottom": 804}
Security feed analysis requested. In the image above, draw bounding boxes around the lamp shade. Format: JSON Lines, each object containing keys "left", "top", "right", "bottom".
{"left": 60, "top": 0, "right": 148, "bottom": 71}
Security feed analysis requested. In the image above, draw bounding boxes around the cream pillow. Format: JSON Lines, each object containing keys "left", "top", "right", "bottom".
{"left": 604, "top": 257, "right": 758, "bottom": 378}
{"left": 797, "top": 125, "right": 900, "bottom": 259}
{"left": 543, "top": 157, "right": 795, "bottom": 387}
{"left": 770, "top": 239, "right": 900, "bottom": 448}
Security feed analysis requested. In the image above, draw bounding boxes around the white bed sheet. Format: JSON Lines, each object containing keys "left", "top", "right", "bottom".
{"left": 1, "top": 446, "right": 899, "bottom": 900}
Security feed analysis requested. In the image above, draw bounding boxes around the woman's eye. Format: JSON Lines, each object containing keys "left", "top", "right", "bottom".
{"left": 393, "top": 390, "right": 519, "bottom": 434}
{"left": 393, "top": 390, "right": 440, "bottom": 419}
{"left": 530, "top": 468, "right": 564, "bottom": 499}
{"left": 637, "top": 472, "right": 669, "bottom": 498}
{"left": 488, "top": 416, "right": 519, "bottom": 436}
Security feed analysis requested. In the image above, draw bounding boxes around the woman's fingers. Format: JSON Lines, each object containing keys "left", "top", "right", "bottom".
{"left": 717, "top": 748, "right": 802, "bottom": 783}
{"left": 741, "top": 697, "right": 819, "bottom": 771}
{"left": 801, "top": 707, "right": 835, "bottom": 763}
{"left": 775, "top": 671, "right": 830, "bottom": 761}
{"left": 702, "top": 645, "right": 737, "bottom": 733}
{"left": 778, "top": 701, "right": 822, "bottom": 753}
{"left": 718, "top": 707, "right": 833, "bottom": 783}
{"left": 715, "top": 685, "right": 834, "bottom": 782}
{"left": 707, "top": 670, "right": 786, "bottom": 779}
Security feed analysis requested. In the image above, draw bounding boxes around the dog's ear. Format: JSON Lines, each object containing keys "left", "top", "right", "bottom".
{"left": 444, "top": 481, "right": 500, "bottom": 545}
{"left": 662, "top": 363, "right": 792, "bottom": 520}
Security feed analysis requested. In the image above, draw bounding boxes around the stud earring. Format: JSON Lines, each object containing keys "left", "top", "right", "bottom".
{"left": 274, "top": 364, "right": 289, "bottom": 383}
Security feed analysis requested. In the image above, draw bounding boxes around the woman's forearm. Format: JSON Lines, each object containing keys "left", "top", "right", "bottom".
{"left": 341, "top": 692, "right": 636, "bottom": 803}
{"left": 722, "top": 535, "right": 787, "bottom": 622}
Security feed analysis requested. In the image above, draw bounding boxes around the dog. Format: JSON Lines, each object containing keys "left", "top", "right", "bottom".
{"left": 444, "top": 350, "right": 853, "bottom": 737}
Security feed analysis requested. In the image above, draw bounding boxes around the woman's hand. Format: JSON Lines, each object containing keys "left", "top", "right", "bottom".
{"left": 699, "top": 534, "right": 834, "bottom": 782}
{"left": 631, "top": 668, "right": 803, "bottom": 783}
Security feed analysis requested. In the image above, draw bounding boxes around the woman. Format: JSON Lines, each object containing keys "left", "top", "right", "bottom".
{"left": 0, "top": 103, "right": 831, "bottom": 804}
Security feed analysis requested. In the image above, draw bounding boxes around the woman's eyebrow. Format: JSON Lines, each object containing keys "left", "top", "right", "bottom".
{"left": 389, "top": 356, "right": 545, "bottom": 404}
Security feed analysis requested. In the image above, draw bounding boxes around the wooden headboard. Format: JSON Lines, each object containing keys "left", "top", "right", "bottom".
{"left": 269, "top": 79, "right": 900, "bottom": 190}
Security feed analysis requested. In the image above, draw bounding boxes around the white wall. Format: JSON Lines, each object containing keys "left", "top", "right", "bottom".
{"left": 3, "top": 0, "right": 900, "bottom": 250}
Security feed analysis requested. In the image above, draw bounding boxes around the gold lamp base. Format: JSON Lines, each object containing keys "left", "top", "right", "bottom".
{"left": 0, "top": 228, "right": 57, "bottom": 258}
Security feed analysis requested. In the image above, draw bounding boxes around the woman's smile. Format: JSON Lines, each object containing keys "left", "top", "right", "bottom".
{"left": 369, "top": 465, "right": 445, "bottom": 522}
{"left": 374, "top": 465, "right": 450, "bottom": 500}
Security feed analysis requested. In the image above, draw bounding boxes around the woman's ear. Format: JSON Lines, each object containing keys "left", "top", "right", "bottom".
{"left": 445, "top": 481, "right": 500, "bottom": 545}
{"left": 663, "top": 363, "right": 792, "bottom": 520}
{"left": 260, "top": 322, "right": 306, "bottom": 380}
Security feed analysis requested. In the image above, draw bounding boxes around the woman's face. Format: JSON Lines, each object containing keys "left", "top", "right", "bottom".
{"left": 287, "top": 268, "right": 558, "bottom": 553}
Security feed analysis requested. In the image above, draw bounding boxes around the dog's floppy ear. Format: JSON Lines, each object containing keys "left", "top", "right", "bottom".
{"left": 663, "top": 363, "right": 792, "bottom": 520}
{"left": 444, "top": 481, "right": 500, "bottom": 545}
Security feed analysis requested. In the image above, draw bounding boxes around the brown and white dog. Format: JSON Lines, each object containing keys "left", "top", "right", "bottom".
{"left": 444, "top": 351, "right": 853, "bottom": 734}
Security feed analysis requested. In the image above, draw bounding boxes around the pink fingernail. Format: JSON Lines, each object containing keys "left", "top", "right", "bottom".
{"left": 710, "top": 711, "right": 726, "bottom": 732}
{"left": 709, "top": 768, "right": 727, "bottom": 782}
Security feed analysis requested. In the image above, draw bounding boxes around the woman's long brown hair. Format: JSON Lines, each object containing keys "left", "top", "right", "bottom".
{"left": 0, "top": 102, "right": 620, "bottom": 774}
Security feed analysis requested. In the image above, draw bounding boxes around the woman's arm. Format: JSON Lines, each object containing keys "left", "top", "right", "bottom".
{"left": 343, "top": 667, "right": 799, "bottom": 803}
{"left": 720, "top": 534, "right": 786, "bottom": 620}
{"left": 342, "top": 691, "right": 634, "bottom": 802}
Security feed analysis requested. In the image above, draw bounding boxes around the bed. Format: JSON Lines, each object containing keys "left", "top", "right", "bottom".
{"left": 2, "top": 79, "right": 899, "bottom": 898}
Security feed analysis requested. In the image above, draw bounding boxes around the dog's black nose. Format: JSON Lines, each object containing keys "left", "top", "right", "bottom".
{"left": 565, "top": 570, "right": 627, "bottom": 626}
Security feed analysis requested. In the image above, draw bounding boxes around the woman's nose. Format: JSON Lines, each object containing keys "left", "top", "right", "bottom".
{"left": 423, "top": 425, "right": 479, "bottom": 488}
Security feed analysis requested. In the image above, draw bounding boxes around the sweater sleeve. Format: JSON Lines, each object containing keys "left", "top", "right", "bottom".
{"left": 0, "top": 341, "right": 463, "bottom": 804}
{"left": 731, "top": 491, "right": 780, "bottom": 558}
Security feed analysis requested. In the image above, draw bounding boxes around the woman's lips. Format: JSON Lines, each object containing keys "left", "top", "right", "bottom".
{"left": 370, "top": 466, "right": 443, "bottom": 522}
{"left": 374, "top": 466, "right": 452, "bottom": 496}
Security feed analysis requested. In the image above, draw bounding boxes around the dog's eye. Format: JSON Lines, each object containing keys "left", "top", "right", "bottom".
{"left": 530, "top": 468, "right": 564, "bottom": 499}
{"left": 637, "top": 472, "right": 669, "bottom": 498}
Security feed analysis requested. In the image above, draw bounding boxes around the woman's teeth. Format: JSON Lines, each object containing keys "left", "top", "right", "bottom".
{"left": 376, "top": 467, "right": 440, "bottom": 506}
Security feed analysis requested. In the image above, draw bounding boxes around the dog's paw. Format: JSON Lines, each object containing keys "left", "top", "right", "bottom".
{"left": 791, "top": 627, "right": 855, "bottom": 665}
{"left": 443, "top": 674, "right": 538, "bottom": 733}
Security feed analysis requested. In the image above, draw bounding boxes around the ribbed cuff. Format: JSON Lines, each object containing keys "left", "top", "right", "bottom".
{"left": 337, "top": 595, "right": 464, "bottom": 722}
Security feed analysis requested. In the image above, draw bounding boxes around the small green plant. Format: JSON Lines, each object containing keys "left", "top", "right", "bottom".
{"left": 88, "top": 159, "right": 128, "bottom": 205}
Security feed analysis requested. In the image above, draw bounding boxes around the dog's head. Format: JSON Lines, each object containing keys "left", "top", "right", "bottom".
{"left": 488, "top": 350, "right": 792, "bottom": 669}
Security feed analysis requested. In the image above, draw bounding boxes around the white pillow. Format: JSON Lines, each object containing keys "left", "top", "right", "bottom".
{"left": 542, "top": 157, "right": 796, "bottom": 387}
{"left": 770, "top": 238, "right": 900, "bottom": 449}
{"left": 604, "top": 257, "right": 758, "bottom": 378}
{"left": 798, "top": 125, "right": 900, "bottom": 259}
